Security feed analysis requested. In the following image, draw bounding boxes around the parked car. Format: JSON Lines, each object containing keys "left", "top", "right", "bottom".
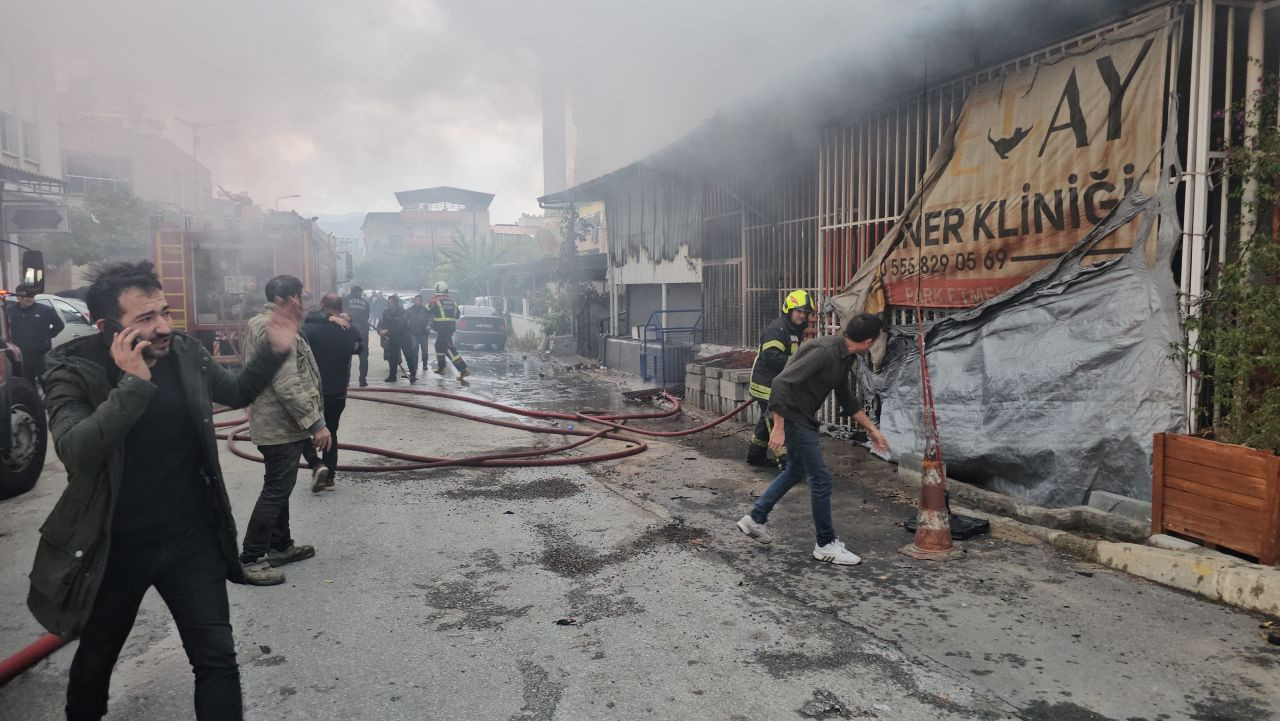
{"left": 455, "top": 305, "right": 506, "bottom": 351}
{"left": 3, "top": 293, "right": 96, "bottom": 349}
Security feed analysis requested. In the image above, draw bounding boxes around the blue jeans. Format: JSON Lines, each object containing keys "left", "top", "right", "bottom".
{"left": 750, "top": 422, "right": 836, "bottom": 546}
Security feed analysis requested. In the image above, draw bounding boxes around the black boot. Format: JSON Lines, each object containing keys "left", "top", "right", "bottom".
{"left": 746, "top": 443, "right": 771, "bottom": 467}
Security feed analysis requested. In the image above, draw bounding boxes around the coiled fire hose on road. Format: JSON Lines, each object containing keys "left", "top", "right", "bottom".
{"left": 215, "top": 385, "right": 754, "bottom": 470}
{"left": 1, "top": 386, "right": 753, "bottom": 686}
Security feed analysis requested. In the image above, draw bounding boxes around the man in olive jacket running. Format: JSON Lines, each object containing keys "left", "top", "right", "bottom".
{"left": 28, "top": 261, "right": 302, "bottom": 721}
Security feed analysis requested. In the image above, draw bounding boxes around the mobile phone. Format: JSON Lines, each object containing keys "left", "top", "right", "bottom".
{"left": 101, "top": 319, "right": 140, "bottom": 349}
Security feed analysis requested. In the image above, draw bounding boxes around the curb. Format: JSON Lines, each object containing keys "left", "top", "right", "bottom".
{"left": 896, "top": 457, "right": 1149, "bottom": 542}
{"left": 953, "top": 505, "right": 1280, "bottom": 616}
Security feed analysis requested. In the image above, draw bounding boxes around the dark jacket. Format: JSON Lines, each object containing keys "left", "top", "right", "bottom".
{"left": 28, "top": 332, "right": 287, "bottom": 638}
{"left": 379, "top": 306, "right": 409, "bottom": 342}
{"left": 303, "top": 311, "right": 361, "bottom": 398}
{"left": 11, "top": 301, "right": 65, "bottom": 358}
{"left": 748, "top": 314, "right": 806, "bottom": 401}
{"left": 768, "top": 334, "right": 863, "bottom": 431}
{"left": 346, "top": 293, "right": 371, "bottom": 332}
{"left": 406, "top": 304, "right": 432, "bottom": 336}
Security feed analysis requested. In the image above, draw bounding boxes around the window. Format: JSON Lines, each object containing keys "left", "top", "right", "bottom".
{"left": 0, "top": 112, "right": 14, "bottom": 154}
{"left": 51, "top": 299, "right": 90, "bottom": 325}
{"left": 21, "top": 120, "right": 38, "bottom": 161}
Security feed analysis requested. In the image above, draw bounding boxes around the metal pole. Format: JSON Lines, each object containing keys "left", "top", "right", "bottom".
{"left": 1182, "top": 0, "right": 1215, "bottom": 434}
{"left": 1239, "top": 3, "right": 1266, "bottom": 254}
{"left": 0, "top": 180, "right": 8, "bottom": 289}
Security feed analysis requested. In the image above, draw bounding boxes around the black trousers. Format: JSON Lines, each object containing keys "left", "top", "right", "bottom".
{"left": 302, "top": 396, "right": 347, "bottom": 480}
{"left": 66, "top": 524, "right": 240, "bottom": 721}
{"left": 355, "top": 331, "right": 369, "bottom": 385}
{"left": 410, "top": 333, "right": 431, "bottom": 369}
{"left": 240, "top": 439, "right": 307, "bottom": 563}
{"left": 384, "top": 340, "right": 416, "bottom": 379}
{"left": 433, "top": 327, "right": 467, "bottom": 373}
{"left": 19, "top": 350, "right": 47, "bottom": 386}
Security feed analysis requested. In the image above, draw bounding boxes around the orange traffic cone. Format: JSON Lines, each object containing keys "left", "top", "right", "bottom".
{"left": 899, "top": 453, "right": 964, "bottom": 560}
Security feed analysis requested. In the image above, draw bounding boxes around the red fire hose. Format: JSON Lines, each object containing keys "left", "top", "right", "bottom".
{"left": 0, "top": 633, "right": 66, "bottom": 687}
{"left": 1, "top": 386, "right": 752, "bottom": 685}
{"left": 215, "top": 386, "right": 753, "bottom": 472}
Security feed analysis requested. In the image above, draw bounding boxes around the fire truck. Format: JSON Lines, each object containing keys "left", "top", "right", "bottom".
{"left": 152, "top": 210, "right": 352, "bottom": 364}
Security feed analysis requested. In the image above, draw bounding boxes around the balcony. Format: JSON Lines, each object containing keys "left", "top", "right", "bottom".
{"left": 65, "top": 175, "right": 132, "bottom": 198}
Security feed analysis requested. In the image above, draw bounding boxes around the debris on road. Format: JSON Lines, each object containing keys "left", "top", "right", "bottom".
{"left": 798, "top": 687, "right": 856, "bottom": 719}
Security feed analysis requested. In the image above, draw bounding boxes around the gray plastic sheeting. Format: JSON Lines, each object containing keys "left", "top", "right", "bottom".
{"left": 858, "top": 142, "right": 1187, "bottom": 507}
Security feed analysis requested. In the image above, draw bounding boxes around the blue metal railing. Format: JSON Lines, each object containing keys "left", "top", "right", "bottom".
{"left": 639, "top": 309, "right": 703, "bottom": 388}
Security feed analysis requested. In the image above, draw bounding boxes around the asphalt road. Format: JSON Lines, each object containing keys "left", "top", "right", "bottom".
{"left": 0, "top": 346, "right": 1277, "bottom": 720}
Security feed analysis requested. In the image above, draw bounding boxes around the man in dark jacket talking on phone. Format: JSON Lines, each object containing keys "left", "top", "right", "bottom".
{"left": 29, "top": 260, "right": 303, "bottom": 720}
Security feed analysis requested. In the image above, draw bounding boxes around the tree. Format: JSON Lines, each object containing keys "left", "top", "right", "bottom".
{"left": 353, "top": 249, "right": 435, "bottom": 291}
{"left": 40, "top": 192, "right": 158, "bottom": 266}
{"left": 1182, "top": 72, "right": 1280, "bottom": 451}
{"left": 440, "top": 231, "right": 509, "bottom": 301}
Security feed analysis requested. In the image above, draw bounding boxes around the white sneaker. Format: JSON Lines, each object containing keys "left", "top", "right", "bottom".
{"left": 812, "top": 539, "right": 861, "bottom": 565}
{"left": 736, "top": 515, "right": 773, "bottom": 544}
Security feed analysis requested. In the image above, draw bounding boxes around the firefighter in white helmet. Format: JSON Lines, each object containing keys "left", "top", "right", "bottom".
{"left": 745, "top": 289, "right": 815, "bottom": 468}
{"left": 426, "top": 281, "right": 469, "bottom": 380}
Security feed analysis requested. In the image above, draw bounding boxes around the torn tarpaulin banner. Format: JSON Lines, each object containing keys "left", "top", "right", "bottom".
{"left": 857, "top": 123, "right": 1187, "bottom": 507}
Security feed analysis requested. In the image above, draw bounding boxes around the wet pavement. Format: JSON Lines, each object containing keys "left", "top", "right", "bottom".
{"left": 0, "top": 345, "right": 1277, "bottom": 720}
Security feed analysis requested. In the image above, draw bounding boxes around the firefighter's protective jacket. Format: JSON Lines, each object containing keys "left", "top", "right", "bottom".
{"left": 748, "top": 314, "right": 806, "bottom": 401}
{"left": 426, "top": 292, "right": 459, "bottom": 330}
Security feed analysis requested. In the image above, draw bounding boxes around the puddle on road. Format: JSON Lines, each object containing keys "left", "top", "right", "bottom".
{"left": 452, "top": 351, "right": 633, "bottom": 415}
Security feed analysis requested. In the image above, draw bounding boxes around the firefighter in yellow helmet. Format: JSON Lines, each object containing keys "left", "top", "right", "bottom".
{"left": 746, "top": 289, "right": 814, "bottom": 467}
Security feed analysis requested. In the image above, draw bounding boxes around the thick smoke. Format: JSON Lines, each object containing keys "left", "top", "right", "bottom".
{"left": 14, "top": 0, "right": 924, "bottom": 222}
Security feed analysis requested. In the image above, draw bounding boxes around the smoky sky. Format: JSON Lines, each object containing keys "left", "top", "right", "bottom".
{"left": 18, "top": 0, "right": 923, "bottom": 223}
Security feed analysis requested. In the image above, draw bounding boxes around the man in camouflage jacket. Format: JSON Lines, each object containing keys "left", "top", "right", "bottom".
{"left": 238, "top": 275, "right": 330, "bottom": 577}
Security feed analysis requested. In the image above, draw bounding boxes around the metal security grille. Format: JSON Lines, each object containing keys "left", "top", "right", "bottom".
{"left": 702, "top": 264, "right": 741, "bottom": 346}
{"left": 743, "top": 164, "right": 819, "bottom": 346}
{"left": 701, "top": 183, "right": 744, "bottom": 346}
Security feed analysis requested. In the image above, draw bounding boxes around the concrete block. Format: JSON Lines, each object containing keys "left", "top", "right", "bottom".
{"left": 1218, "top": 564, "right": 1280, "bottom": 616}
{"left": 722, "top": 368, "right": 752, "bottom": 384}
{"left": 704, "top": 366, "right": 723, "bottom": 379}
{"left": 1094, "top": 542, "right": 1280, "bottom": 616}
{"left": 717, "top": 378, "right": 749, "bottom": 402}
{"left": 1095, "top": 543, "right": 1226, "bottom": 597}
{"left": 686, "top": 374, "right": 704, "bottom": 392}
{"left": 1087, "top": 490, "right": 1152, "bottom": 523}
{"left": 685, "top": 363, "right": 703, "bottom": 376}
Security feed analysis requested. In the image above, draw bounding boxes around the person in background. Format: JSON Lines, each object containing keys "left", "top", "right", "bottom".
{"left": 11, "top": 284, "right": 65, "bottom": 386}
{"left": 302, "top": 293, "right": 361, "bottom": 492}
{"left": 736, "top": 313, "right": 890, "bottom": 567}
{"left": 347, "top": 285, "right": 371, "bottom": 387}
{"left": 31, "top": 261, "right": 301, "bottom": 720}
{"left": 369, "top": 291, "right": 386, "bottom": 330}
{"left": 239, "top": 275, "right": 330, "bottom": 579}
{"left": 406, "top": 294, "right": 432, "bottom": 374}
{"left": 378, "top": 294, "right": 414, "bottom": 383}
